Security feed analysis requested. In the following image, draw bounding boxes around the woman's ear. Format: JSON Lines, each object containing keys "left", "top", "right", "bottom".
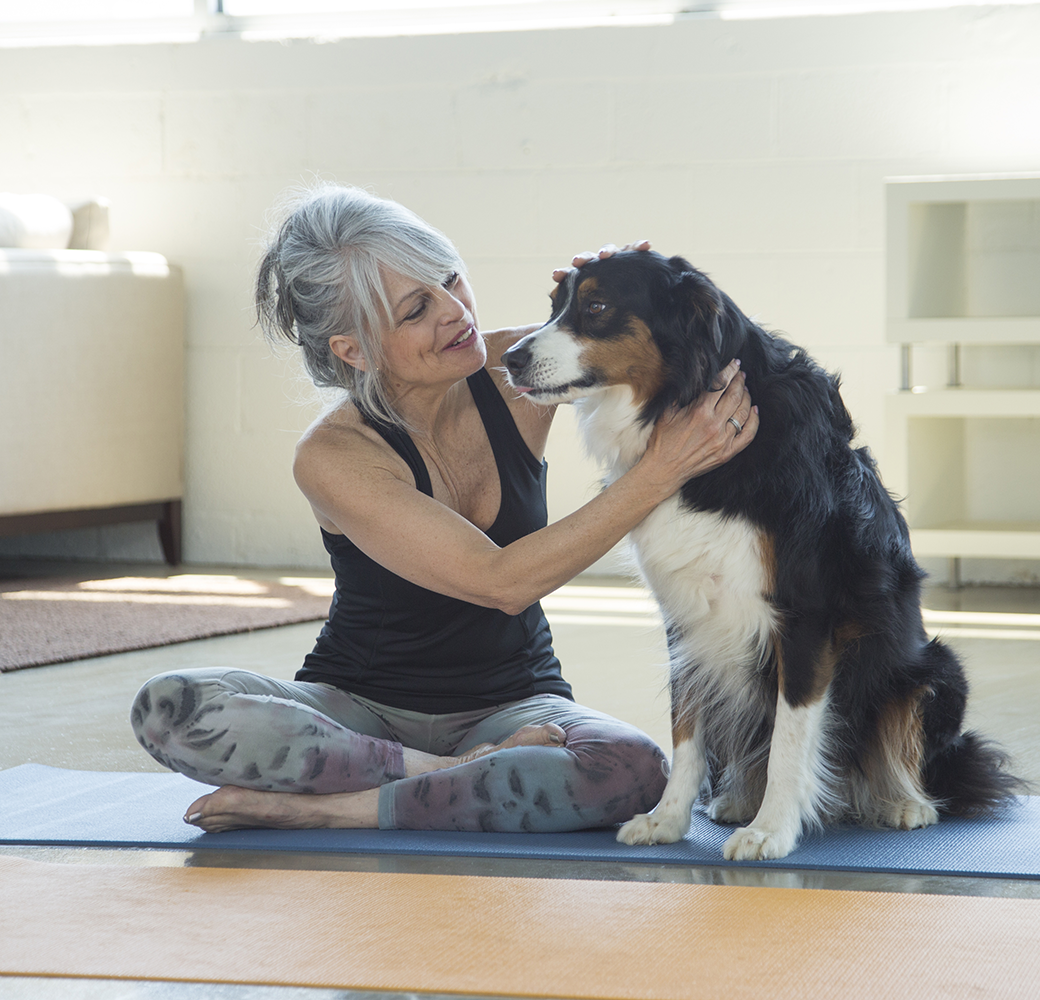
{"left": 329, "top": 334, "right": 367, "bottom": 371}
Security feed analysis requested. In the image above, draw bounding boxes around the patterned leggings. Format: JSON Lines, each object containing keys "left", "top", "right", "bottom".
{"left": 130, "top": 668, "right": 668, "bottom": 833}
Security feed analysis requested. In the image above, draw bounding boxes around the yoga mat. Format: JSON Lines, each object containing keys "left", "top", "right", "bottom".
{"left": 2, "top": 763, "right": 1038, "bottom": 880}
{"left": 2, "top": 855, "right": 1039, "bottom": 999}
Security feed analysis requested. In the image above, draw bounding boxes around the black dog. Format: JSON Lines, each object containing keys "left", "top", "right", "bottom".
{"left": 503, "top": 250, "right": 1021, "bottom": 859}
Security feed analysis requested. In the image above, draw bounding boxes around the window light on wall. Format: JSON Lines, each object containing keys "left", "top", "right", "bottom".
{"left": 0, "top": 0, "right": 1036, "bottom": 46}
{"left": 0, "top": 0, "right": 192, "bottom": 20}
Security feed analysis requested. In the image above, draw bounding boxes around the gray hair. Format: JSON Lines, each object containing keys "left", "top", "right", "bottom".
{"left": 255, "top": 184, "right": 465, "bottom": 427}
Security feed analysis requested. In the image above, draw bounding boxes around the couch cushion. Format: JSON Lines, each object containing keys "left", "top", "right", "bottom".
{"left": 0, "top": 193, "right": 74, "bottom": 249}
{"left": 68, "top": 198, "right": 111, "bottom": 251}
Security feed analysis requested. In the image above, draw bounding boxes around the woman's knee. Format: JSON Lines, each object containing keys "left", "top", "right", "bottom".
{"left": 562, "top": 720, "right": 670, "bottom": 819}
{"left": 130, "top": 668, "right": 236, "bottom": 781}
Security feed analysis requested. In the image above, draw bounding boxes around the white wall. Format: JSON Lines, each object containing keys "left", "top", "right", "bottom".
{"left": 2, "top": 5, "right": 1039, "bottom": 575}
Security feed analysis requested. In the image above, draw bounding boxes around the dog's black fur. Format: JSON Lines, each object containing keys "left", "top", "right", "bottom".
{"left": 505, "top": 250, "right": 1022, "bottom": 834}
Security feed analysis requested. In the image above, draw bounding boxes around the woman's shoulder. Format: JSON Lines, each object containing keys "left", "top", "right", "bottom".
{"left": 294, "top": 401, "right": 407, "bottom": 488}
{"left": 293, "top": 400, "right": 419, "bottom": 535}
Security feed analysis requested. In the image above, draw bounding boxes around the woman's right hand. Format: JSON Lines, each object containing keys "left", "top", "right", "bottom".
{"left": 552, "top": 240, "right": 651, "bottom": 283}
{"left": 639, "top": 359, "right": 758, "bottom": 497}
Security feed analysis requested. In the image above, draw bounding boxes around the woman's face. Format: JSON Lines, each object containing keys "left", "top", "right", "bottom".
{"left": 377, "top": 268, "right": 486, "bottom": 393}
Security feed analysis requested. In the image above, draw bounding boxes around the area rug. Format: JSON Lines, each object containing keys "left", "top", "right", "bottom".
{"left": 0, "top": 572, "right": 333, "bottom": 671}
{"left": 2, "top": 856, "right": 1039, "bottom": 998}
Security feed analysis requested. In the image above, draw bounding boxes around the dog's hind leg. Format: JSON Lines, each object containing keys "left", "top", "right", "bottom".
{"left": 706, "top": 785, "right": 759, "bottom": 825}
{"left": 705, "top": 745, "right": 768, "bottom": 825}
{"left": 723, "top": 628, "right": 838, "bottom": 861}
{"left": 855, "top": 687, "right": 940, "bottom": 830}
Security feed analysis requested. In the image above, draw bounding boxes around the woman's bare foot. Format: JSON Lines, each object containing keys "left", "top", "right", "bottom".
{"left": 184, "top": 785, "right": 380, "bottom": 834}
{"left": 182, "top": 723, "right": 566, "bottom": 833}
{"left": 454, "top": 722, "right": 567, "bottom": 764}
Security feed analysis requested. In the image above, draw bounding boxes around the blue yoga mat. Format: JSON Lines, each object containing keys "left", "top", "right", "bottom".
{"left": 1, "top": 763, "right": 1036, "bottom": 879}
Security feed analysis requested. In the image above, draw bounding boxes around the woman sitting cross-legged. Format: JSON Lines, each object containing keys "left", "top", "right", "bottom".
{"left": 130, "top": 184, "right": 757, "bottom": 834}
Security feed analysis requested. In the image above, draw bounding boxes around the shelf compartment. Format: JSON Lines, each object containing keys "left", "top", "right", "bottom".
{"left": 909, "top": 524, "right": 1040, "bottom": 560}
{"left": 885, "top": 389, "right": 1040, "bottom": 561}
{"left": 886, "top": 388, "right": 1040, "bottom": 418}
{"left": 887, "top": 174, "right": 1040, "bottom": 344}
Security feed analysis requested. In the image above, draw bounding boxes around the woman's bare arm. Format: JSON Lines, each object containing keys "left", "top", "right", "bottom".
{"left": 294, "top": 360, "right": 757, "bottom": 616}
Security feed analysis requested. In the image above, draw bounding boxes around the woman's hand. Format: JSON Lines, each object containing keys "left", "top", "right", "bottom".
{"left": 552, "top": 240, "right": 651, "bottom": 283}
{"left": 639, "top": 359, "right": 758, "bottom": 495}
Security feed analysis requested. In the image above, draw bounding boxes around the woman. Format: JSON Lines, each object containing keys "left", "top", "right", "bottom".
{"left": 130, "top": 185, "right": 758, "bottom": 835}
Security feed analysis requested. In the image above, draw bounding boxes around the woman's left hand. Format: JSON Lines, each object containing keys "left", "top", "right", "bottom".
{"left": 552, "top": 240, "right": 652, "bottom": 283}
{"left": 640, "top": 359, "right": 759, "bottom": 493}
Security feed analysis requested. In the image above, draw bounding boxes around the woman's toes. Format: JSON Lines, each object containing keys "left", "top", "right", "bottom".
{"left": 455, "top": 723, "right": 568, "bottom": 764}
{"left": 183, "top": 793, "right": 213, "bottom": 825}
{"left": 504, "top": 723, "right": 567, "bottom": 749}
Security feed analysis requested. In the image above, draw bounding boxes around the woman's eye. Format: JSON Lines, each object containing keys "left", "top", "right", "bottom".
{"left": 587, "top": 302, "right": 607, "bottom": 315}
{"left": 403, "top": 300, "right": 428, "bottom": 323}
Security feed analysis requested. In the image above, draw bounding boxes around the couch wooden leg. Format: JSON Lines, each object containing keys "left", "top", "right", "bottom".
{"left": 158, "top": 500, "right": 182, "bottom": 565}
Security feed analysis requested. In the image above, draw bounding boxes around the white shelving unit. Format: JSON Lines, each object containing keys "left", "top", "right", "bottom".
{"left": 885, "top": 174, "right": 1040, "bottom": 576}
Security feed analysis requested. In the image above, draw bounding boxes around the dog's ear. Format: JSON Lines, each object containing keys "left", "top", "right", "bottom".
{"left": 708, "top": 311, "right": 724, "bottom": 356}
{"left": 661, "top": 259, "right": 728, "bottom": 406}
{"left": 673, "top": 264, "right": 725, "bottom": 344}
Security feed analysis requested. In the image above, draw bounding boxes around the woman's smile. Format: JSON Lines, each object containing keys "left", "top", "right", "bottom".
{"left": 444, "top": 326, "right": 478, "bottom": 351}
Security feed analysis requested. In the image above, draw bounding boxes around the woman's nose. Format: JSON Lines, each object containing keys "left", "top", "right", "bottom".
{"left": 439, "top": 288, "right": 467, "bottom": 322}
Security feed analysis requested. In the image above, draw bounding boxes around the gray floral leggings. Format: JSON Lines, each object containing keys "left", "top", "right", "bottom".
{"left": 130, "top": 668, "right": 668, "bottom": 833}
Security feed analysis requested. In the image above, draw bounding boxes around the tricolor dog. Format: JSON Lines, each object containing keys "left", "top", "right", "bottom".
{"left": 503, "top": 250, "right": 1021, "bottom": 860}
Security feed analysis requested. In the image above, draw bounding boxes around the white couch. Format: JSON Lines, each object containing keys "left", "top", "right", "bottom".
{"left": 0, "top": 237, "right": 185, "bottom": 563}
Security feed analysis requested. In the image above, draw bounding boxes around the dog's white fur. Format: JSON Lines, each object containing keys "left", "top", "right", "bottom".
{"left": 514, "top": 321, "right": 841, "bottom": 859}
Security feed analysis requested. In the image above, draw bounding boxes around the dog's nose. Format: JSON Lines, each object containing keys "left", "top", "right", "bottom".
{"left": 502, "top": 343, "right": 530, "bottom": 377}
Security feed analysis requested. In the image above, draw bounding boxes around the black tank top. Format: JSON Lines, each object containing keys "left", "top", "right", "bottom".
{"left": 296, "top": 367, "right": 572, "bottom": 713}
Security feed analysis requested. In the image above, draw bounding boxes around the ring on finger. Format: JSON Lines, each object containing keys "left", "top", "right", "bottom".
{"left": 728, "top": 417, "right": 743, "bottom": 434}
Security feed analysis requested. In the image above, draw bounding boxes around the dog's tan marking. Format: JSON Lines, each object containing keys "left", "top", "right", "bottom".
{"left": 772, "top": 638, "right": 836, "bottom": 707}
{"left": 669, "top": 691, "right": 698, "bottom": 747}
{"left": 835, "top": 620, "right": 866, "bottom": 646}
{"left": 759, "top": 529, "right": 778, "bottom": 597}
{"left": 578, "top": 316, "right": 667, "bottom": 406}
{"left": 870, "top": 689, "right": 928, "bottom": 785}
{"left": 812, "top": 640, "right": 839, "bottom": 704}
{"left": 572, "top": 275, "right": 601, "bottom": 315}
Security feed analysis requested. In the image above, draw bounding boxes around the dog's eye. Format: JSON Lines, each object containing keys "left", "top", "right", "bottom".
{"left": 587, "top": 302, "right": 607, "bottom": 315}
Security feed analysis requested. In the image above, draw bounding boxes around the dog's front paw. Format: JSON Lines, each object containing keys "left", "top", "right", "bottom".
{"left": 722, "top": 825, "right": 797, "bottom": 861}
{"left": 617, "top": 810, "right": 689, "bottom": 846}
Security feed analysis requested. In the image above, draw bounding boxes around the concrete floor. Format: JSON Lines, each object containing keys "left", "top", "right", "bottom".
{"left": 2, "top": 564, "right": 1040, "bottom": 998}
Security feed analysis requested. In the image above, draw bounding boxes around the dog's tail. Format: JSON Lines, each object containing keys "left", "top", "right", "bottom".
{"left": 925, "top": 730, "right": 1027, "bottom": 815}
{"left": 919, "top": 638, "right": 1029, "bottom": 814}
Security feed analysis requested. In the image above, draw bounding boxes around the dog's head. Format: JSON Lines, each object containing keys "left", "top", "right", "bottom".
{"left": 503, "top": 250, "right": 743, "bottom": 424}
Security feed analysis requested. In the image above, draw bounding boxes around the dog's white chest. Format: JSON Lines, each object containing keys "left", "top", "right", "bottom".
{"left": 631, "top": 500, "right": 773, "bottom": 644}
{"left": 576, "top": 390, "right": 776, "bottom": 668}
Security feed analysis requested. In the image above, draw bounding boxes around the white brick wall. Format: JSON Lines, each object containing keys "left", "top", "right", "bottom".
{"left": 2, "top": 5, "right": 1039, "bottom": 576}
